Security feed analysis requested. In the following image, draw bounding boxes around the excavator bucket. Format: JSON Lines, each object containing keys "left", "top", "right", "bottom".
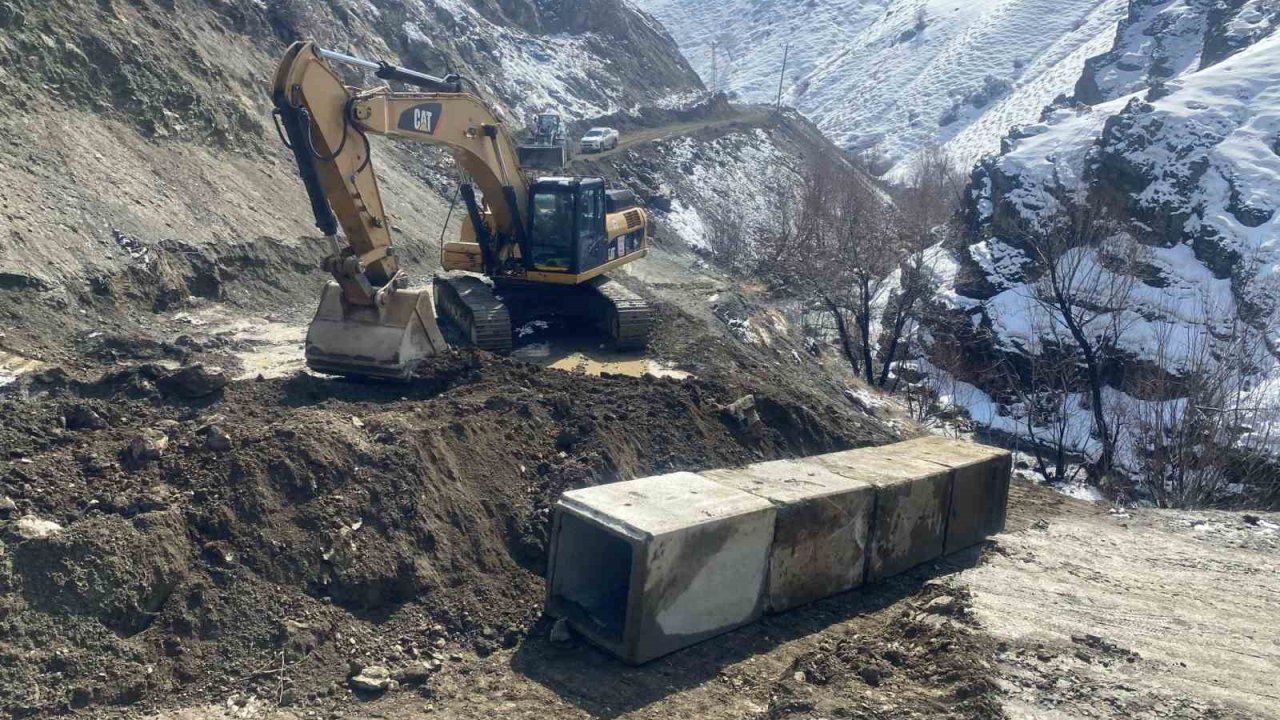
{"left": 304, "top": 282, "right": 449, "bottom": 380}
{"left": 517, "top": 144, "right": 567, "bottom": 169}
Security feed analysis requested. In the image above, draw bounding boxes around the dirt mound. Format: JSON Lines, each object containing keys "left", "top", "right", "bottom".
{"left": 769, "top": 585, "right": 1004, "bottom": 720}
{"left": 11, "top": 510, "right": 190, "bottom": 635}
{"left": 0, "top": 349, "right": 883, "bottom": 716}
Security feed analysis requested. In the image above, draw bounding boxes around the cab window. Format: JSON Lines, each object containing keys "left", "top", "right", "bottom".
{"left": 578, "top": 186, "right": 603, "bottom": 242}
{"left": 530, "top": 189, "right": 575, "bottom": 269}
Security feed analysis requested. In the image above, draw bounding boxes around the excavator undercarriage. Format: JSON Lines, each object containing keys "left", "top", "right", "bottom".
{"left": 271, "top": 41, "right": 655, "bottom": 379}
{"left": 434, "top": 275, "right": 654, "bottom": 354}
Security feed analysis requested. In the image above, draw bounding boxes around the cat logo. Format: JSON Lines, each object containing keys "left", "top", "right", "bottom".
{"left": 413, "top": 108, "right": 433, "bottom": 131}
{"left": 397, "top": 102, "right": 443, "bottom": 135}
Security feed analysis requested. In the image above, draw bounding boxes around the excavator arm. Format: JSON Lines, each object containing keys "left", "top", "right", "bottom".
{"left": 271, "top": 41, "right": 530, "bottom": 306}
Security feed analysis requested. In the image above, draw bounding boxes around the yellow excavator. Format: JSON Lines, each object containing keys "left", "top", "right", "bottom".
{"left": 270, "top": 41, "right": 653, "bottom": 379}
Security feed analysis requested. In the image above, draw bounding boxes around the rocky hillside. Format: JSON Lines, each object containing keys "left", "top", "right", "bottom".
{"left": 632, "top": 0, "right": 1129, "bottom": 173}
{"left": 916, "top": 0, "right": 1280, "bottom": 496}
{"left": 568, "top": 102, "right": 841, "bottom": 259}
{"left": 0, "top": 0, "right": 701, "bottom": 364}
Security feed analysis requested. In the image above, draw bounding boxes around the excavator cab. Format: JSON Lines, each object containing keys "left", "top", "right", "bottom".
{"left": 527, "top": 178, "right": 608, "bottom": 274}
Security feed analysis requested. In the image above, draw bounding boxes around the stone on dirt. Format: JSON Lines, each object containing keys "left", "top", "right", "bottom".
{"left": 157, "top": 364, "right": 227, "bottom": 398}
{"left": 64, "top": 404, "right": 108, "bottom": 430}
{"left": 924, "top": 594, "right": 958, "bottom": 615}
{"left": 14, "top": 514, "right": 63, "bottom": 540}
{"left": 393, "top": 661, "right": 440, "bottom": 685}
{"left": 719, "top": 394, "right": 764, "bottom": 437}
{"left": 123, "top": 428, "right": 169, "bottom": 467}
{"left": 201, "top": 424, "right": 233, "bottom": 452}
{"left": 0, "top": 496, "right": 16, "bottom": 516}
{"left": 348, "top": 665, "right": 393, "bottom": 692}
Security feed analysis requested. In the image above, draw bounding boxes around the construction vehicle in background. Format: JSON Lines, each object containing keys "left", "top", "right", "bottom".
{"left": 270, "top": 42, "right": 653, "bottom": 379}
{"left": 517, "top": 111, "right": 568, "bottom": 168}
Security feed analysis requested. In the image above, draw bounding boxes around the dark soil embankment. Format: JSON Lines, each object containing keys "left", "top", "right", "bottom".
{"left": 0, "top": 350, "right": 885, "bottom": 717}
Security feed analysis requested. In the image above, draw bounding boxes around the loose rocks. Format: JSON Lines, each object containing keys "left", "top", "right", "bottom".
{"left": 348, "top": 665, "right": 393, "bottom": 693}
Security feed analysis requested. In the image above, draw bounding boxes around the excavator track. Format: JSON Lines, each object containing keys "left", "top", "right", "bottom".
{"left": 586, "top": 276, "right": 655, "bottom": 351}
{"left": 433, "top": 276, "right": 513, "bottom": 353}
{"left": 435, "top": 275, "right": 653, "bottom": 353}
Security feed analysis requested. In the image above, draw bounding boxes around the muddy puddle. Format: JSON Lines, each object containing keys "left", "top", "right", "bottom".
{"left": 513, "top": 341, "right": 692, "bottom": 379}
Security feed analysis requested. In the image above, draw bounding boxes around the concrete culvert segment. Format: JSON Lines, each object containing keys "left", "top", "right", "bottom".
{"left": 546, "top": 472, "right": 776, "bottom": 664}
{"left": 810, "top": 447, "right": 954, "bottom": 583}
{"left": 545, "top": 440, "right": 1013, "bottom": 663}
{"left": 701, "top": 459, "right": 875, "bottom": 613}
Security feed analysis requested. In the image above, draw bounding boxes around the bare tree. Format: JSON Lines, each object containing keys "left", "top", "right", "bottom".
{"left": 869, "top": 145, "right": 965, "bottom": 387}
{"left": 1016, "top": 200, "right": 1139, "bottom": 480}
{"left": 999, "top": 335, "right": 1087, "bottom": 484}
{"left": 758, "top": 147, "right": 961, "bottom": 389}
{"left": 1127, "top": 264, "right": 1280, "bottom": 507}
{"left": 705, "top": 207, "right": 749, "bottom": 274}
{"left": 900, "top": 143, "right": 967, "bottom": 230}
{"left": 905, "top": 337, "right": 972, "bottom": 435}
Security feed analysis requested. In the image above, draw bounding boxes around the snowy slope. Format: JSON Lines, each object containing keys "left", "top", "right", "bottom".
{"left": 965, "top": 30, "right": 1280, "bottom": 359}
{"left": 631, "top": 0, "right": 1127, "bottom": 172}
{"left": 921, "top": 1, "right": 1280, "bottom": 479}
{"left": 357, "top": 0, "right": 703, "bottom": 123}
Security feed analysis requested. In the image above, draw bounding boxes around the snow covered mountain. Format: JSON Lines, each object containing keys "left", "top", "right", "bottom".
{"left": 918, "top": 0, "right": 1280, "bottom": 496}
{"left": 631, "top": 0, "right": 1129, "bottom": 173}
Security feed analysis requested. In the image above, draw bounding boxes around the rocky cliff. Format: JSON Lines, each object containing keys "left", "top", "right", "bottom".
{"left": 918, "top": 0, "right": 1280, "bottom": 491}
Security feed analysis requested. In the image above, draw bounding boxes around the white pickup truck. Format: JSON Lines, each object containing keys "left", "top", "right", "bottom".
{"left": 579, "top": 127, "right": 620, "bottom": 153}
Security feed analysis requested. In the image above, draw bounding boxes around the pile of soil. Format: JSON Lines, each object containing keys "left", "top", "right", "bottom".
{"left": 769, "top": 585, "right": 1004, "bottom": 720}
{"left": 0, "top": 350, "right": 885, "bottom": 717}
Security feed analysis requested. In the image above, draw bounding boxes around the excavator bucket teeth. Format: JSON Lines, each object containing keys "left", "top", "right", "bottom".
{"left": 304, "top": 282, "right": 448, "bottom": 380}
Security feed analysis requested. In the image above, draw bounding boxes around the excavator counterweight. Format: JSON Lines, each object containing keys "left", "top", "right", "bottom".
{"left": 272, "top": 42, "right": 653, "bottom": 379}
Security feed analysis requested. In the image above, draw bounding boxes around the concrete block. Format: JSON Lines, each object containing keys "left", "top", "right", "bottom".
{"left": 545, "top": 472, "right": 776, "bottom": 664}
{"left": 892, "top": 437, "right": 1013, "bottom": 552}
{"left": 810, "top": 447, "right": 952, "bottom": 582}
{"left": 702, "top": 459, "right": 874, "bottom": 612}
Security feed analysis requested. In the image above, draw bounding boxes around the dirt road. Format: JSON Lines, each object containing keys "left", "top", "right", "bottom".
{"left": 571, "top": 108, "right": 776, "bottom": 164}
{"left": 967, "top": 501, "right": 1280, "bottom": 719}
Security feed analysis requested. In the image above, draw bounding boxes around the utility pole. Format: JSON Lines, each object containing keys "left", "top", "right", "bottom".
{"left": 710, "top": 39, "right": 718, "bottom": 94}
{"left": 775, "top": 42, "right": 791, "bottom": 110}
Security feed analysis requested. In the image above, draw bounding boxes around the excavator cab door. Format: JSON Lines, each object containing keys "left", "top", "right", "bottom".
{"left": 574, "top": 182, "right": 608, "bottom": 273}
{"left": 527, "top": 178, "right": 608, "bottom": 275}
